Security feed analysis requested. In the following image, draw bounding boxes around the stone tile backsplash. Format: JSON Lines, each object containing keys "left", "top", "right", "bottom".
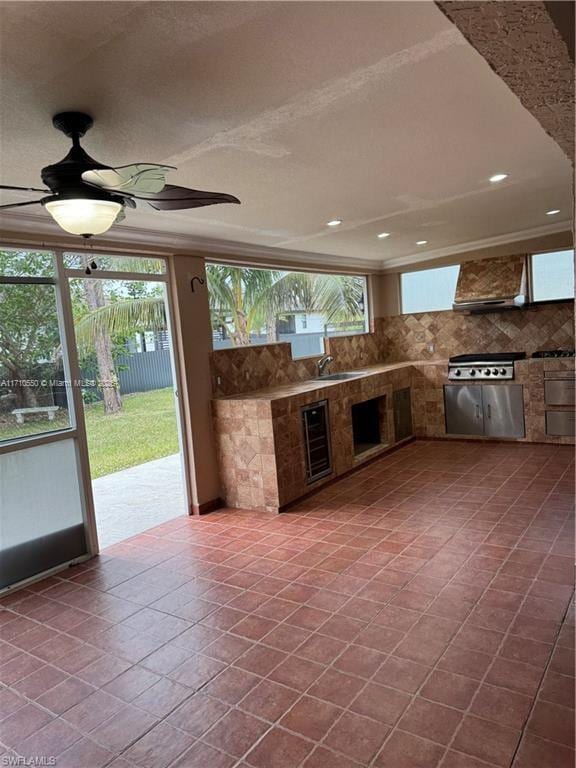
{"left": 377, "top": 302, "right": 573, "bottom": 362}
{"left": 211, "top": 333, "right": 382, "bottom": 397}
{"left": 211, "top": 302, "right": 574, "bottom": 396}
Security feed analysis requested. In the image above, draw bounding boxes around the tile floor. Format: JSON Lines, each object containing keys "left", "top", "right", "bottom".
{"left": 0, "top": 440, "right": 573, "bottom": 768}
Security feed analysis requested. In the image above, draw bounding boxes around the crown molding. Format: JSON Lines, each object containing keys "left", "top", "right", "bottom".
{"left": 379, "top": 221, "right": 573, "bottom": 270}
{"left": 1, "top": 210, "right": 572, "bottom": 276}
{"left": 0, "top": 211, "right": 381, "bottom": 274}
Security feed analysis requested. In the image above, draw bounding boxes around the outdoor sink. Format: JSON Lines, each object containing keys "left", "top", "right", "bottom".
{"left": 314, "top": 371, "right": 363, "bottom": 381}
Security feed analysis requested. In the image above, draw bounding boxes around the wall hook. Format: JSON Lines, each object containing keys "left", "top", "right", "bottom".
{"left": 190, "top": 276, "right": 205, "bottom": 293}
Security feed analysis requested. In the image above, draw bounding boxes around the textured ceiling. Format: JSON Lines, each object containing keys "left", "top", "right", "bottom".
{"left": 0, "top": 0, "right": 572, "bottom": 267}
{"left": 437, "top": 1, "right": 574, "bottom": 163}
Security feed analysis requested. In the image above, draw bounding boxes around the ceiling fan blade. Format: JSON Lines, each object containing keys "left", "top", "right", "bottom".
{"left": 115, "top": 208, "right": 126, "bottom": 224}
{"left": 134, "top": 184, "right": 240, "bottom": 211}
{"left": 0, "top": 199, "right": 45, "bottom": 210}
{"left": 81, "top": 163, "right": 176, "bottom": 195}
{"left": 0, "top": 184, "right": 50, "bottom": 193}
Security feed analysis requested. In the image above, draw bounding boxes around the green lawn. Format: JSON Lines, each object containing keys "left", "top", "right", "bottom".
{"left": 0, "top": 388, "right": 179, "bottom": 478}
{"left": 85, "top": 388, "right": 179, "bottom": 478}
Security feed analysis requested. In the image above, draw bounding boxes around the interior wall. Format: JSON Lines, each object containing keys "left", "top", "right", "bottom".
{"left": 377, "top": 302, "right": 574, "bottom": 362}
{"left": 376, "top": 229, "right": 573, "bottom": 315}
{"left": 168, "top": 254, "right": 221, "bottom": 511}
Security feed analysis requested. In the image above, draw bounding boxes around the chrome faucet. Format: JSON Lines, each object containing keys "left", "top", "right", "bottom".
{"left": 316, "top": 354, "right": 334, "bottom": 377}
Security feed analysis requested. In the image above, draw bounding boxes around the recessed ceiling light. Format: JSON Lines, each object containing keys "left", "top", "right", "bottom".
{"left": 489, "top": 173, "right": 508, "bottom": 183}
{"left": 377, "top": 232, "right": 390, "bottom": 239}
{"left": 416, "top": 240, "right": 428, "bottom": 246}
{"left": 326, "top": 219, "right": 342, "bottom": 227}
{"left": 546, "top": 209, "right": 560, "bottom": 216}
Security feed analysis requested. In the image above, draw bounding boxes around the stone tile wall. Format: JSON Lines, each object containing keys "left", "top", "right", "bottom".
{"left": 212, "top": 397, "right": 279, "bottom": 511}
{"left": 211, "top": 303, "right": 573, "bottom": 397}
{"left": 377, "top": 302, "right": 574, "bottom": 362}
{"left": 211, "top": 332, "right": 382, "bottom": 397}
{"left": 211, "top": 343, "right": 316, "bottom": 398}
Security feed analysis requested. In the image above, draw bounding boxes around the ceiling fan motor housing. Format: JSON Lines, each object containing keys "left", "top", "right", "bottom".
{"left": 41, "top": 115, "right": 116, "bottom": 201}
{"left": 52, "top": 111, "right": 94, "bottom": 139}
{"left": 41, "top": 154, "right": 122, "bottom": 203}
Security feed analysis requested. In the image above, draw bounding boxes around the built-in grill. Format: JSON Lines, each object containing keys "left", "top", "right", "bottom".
{"left": 532, "top": 349, "right": 575, "bottom": 359}
{"left": 448, "top": 352, "right": 526, "bottom": 381}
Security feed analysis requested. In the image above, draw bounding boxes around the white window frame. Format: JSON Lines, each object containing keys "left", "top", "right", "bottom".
{"left": 528, "top": 248, "right": 575, "bottom": 304}
{"left": 399, "top": 264, "right": 460, "bottom": 315}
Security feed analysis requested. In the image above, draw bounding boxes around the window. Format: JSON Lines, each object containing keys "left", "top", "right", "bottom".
{"left": 207, "top": 264, "right": 367, "bottom": 359}
{"left": 401, "top": 264, "right": 460, "bottom": 314}
{"left": 530, "top": 250, "right": 574, "bottom": 302}
{"left": 0, "top": 249, "right": 72, "bottom": 443}
{"left": 63, "top": 252, "right": 165, "bottom": 274}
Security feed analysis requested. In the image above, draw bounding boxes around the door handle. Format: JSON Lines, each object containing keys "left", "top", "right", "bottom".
{"left": 475, "top": 404, "right": 481, "bottom": 419}
{"left": 487, "top": 403, "right": 491, "bottom": 419}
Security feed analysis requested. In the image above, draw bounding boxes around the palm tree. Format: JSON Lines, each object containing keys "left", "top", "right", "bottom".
{"left": 81, "top": 278, "right": 123, "bottom": 415}
{"left": 73, "top": 266, "right": 366, "bottom": 405}
{"left": 207, "top": 266, "right": 365, "bottom": 344}
{"left": 73, "top": 294, "right": 166, "bottom": 351}
{"left": 71, "top": 255, "right": 166, "bottom": 414}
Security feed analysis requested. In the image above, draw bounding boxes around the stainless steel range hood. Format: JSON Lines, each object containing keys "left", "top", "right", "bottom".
{"left": 453, "top": 254, "right": 526, "bottom": 313}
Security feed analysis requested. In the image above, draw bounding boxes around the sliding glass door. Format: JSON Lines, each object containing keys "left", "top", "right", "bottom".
{"left": 0, "top": 248, "right": 96, "bottom": 592}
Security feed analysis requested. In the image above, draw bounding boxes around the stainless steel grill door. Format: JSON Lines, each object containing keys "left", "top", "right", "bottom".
{"left": 444, "top": 385, "right": 484, "bottom": 435}
{"left": 482, "top": 384, "right": 525, "bottom": 438}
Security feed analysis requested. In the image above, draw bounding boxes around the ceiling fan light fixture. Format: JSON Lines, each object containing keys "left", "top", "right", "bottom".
{"left": 44, "top": 198, "right": 123, "bottom": 237}
{"left": 0, "top": 112, "right": 240, "bottom": 235}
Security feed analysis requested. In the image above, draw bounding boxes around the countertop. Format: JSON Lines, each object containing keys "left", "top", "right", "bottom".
{"left": 214, "top": 356, "right": 574, "bottom": 402}
{"left": 216, "top": 359, "right": 446, "bottom": 401}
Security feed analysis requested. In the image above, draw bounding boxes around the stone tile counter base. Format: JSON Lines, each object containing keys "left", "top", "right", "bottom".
{"left": 214, "top": 358, "right": 573, "bottom": 513}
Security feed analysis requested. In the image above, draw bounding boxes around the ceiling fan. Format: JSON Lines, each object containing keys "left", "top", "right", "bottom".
{"left": 0, "top": 112, "right": 240, "bottom": 238}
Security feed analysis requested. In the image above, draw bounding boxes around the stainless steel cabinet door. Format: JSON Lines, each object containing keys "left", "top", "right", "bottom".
{"left": 444, "top": 385, "right": 484, "bottom": 435}
{"left": 545, "top": 379, "right": 575, "bottom": 406}
{"left": 393, "top": 388, "right": 413, "bottom": 441}
{"left": 546, "top": 411, "right": 576, "bottom": 437}
{"left": 483, "top": 384, "right": 525, "bottom": 438}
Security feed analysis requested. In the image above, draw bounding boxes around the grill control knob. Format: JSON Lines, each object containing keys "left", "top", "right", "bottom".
{"left": 469, "top": 369, "right": 476, "bottom": 376}
{"left": 484, "top": 369, "right": 491, "bottom": 375}
{"left": 500, "top": 368, "right": 506, "bottom": 375}
{"left": 454, "top": 369, "right": 461, "bottom": 376}
{"left": 492, "top": 368, "right": 499, "bottom": 375}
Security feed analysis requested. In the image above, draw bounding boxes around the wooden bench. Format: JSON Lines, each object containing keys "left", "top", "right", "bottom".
{"left": 12, "top": 406, "right": 60, "bottom": 425}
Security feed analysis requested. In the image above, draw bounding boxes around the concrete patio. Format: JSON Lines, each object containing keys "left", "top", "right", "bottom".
{"left": 92, "top": 453, "right": 186, "bottom": 549}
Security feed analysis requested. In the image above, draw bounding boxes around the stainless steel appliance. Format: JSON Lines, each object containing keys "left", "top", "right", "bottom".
{"left": 448, "top": 352, "right": 526, "bottom": 381}
{"left": 545, "top": 378, "right": 575, "bottom": 407}
{"left": 532, "top": 349, "right": 575, "bottom": 359}
{"left": 546, "top": 411, "right": 575, "bottom": 437}
{"left": 393, "top": 388, "right": 413, "bottom": 442}
{"left": 540, "top": 357, "right": 575, "bottom": 437}
{"left": 302, "top": 400, "right": 332, "bottom": 483}
{"left": 444, "top": 384, "right": 525, "bottom": 438}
